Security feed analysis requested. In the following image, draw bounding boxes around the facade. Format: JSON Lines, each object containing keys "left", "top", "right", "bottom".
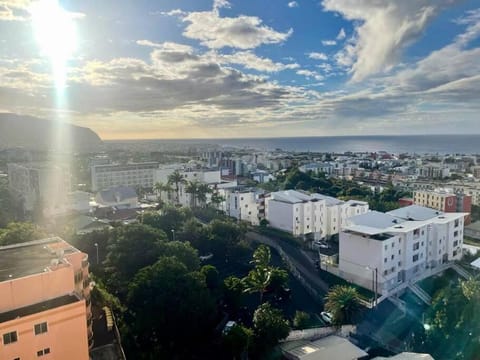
{"left": 0, "top": 238, "right": 92, "bottom": 360}
{"left": 265, "top": 190, "right": 369, "bottom": 239}
{"left": 337, "top": 205, "right": 465, "bottom": 295}
{"left": 91, "top": 162, "right": 158, "bottom": 191}
{"left": 227, "top": 190, "right": 265, "bottom": 225}
{"left": 7, "top": 162, "right": 71, "bottom": 213}
{"left": 413, "top": 189, "right": 472, "bottom": 224}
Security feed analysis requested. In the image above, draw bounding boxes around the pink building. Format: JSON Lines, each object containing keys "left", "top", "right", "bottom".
{"left": 0, "top": 237, "right": 92, "bottom": 360}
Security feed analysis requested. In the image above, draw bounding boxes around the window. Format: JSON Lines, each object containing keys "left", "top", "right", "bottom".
{"left": 383, "top": 270, "right": 388, "bottom": 276}
{"left": 413, "top": 242, "right": 420, "bottom": 251}
{"left": 413, "top": 254, "right": 419, "bottom": 262}
{"left": 398, "top": 249, "right": 401, "bottom": 255}
{"left": 398, "top": 261, "right": 402, "bottom": 267}
{"left": 37, "top": 347, "right": 50, "bottom": 357}
{"left": 454, "top": 230, "right": 459, "bottom": 237}
{"left": 34, "top": 322, "right": 48, "bottom": 335}
{"left": 453, "top": 240, "right": 459, "bottom": 247}
{"left": 384, "top": 244, "right": 388, "bottom": 251}
{"left": 455, "top": 219, "right": 459, "bottom": 227}
{"left": 421, "top": 241, "right": 424, "bottom": 246}
{"left": 414, "top": 228, "right": 420, "bottom": 237}
{"left": 384, "top": 257, "right": 387, "bottom": 263}
{"left": 3, "top": 331, "right": 17, "bottom": 345}
{"left": 391, "top": 243, "right": 395, "bottom": 248}
{"left": 391, "top": 254, "right": 394, "bottom": 260}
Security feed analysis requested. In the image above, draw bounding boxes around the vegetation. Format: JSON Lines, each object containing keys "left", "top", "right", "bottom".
{"left": 412, "top": 277, "right": 480, "bottom": 360}
{"left": 324, "top": 285, "right": 362, "bottom": 326}
{"left": 0, "top": 222, "right": 46, "bottom": 246}
{"left": 252, "top": 303, "right": 290, "bottom": 354}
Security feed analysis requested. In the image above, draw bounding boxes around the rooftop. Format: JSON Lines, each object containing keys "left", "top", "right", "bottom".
{"left": 281, "top": 335, "right": 368, "bottom": 360}
{"left": 387, "top": 205, "right": 443, "bottom": 221}
{"left": 0, "top": 294, "right": 80, "bottom": 323}
{"left": 0, "top": 237, "right": 79, "bottom": 282}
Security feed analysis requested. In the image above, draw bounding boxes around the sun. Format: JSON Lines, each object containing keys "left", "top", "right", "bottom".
{"left": 30, "top": 0, "right": 78, "bottom": 87}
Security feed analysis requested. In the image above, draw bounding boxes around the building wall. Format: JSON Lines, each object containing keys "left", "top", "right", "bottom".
{"left": 266, "top": 200, "right": 294, "bottom": 233}
{"left": 91, "top": 163, "right": 158, "bottom": 191}
{"left": 0, "top": 299, "right": 89, "bottom": 360}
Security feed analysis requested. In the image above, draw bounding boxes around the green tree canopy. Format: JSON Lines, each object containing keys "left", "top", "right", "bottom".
{"left": 324, "top": 285, "right": 361, "bottom": 326}
{"left": 252, "top": 303, "right": 290, "bottom": 353}
{"left": 0, "top": 222, "right": 46, "bottom": 246}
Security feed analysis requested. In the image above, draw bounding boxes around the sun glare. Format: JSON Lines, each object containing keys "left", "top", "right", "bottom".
{"left": 30, "top": 0, "right": 78, "bottom": 88}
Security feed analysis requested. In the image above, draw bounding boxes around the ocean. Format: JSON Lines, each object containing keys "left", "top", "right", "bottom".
{"left": 114, "top": 135, "right": 480, "bottom": 155}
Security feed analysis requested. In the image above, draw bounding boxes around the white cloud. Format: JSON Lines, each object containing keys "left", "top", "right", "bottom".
{"left": 336, "top": 28, "right": 346, "bottom": 40}
{"left": 288, "top": 1, "right": 299, "bottom": 8}
{"left": 0, "top": 0, "right": 29, "bottom": 21}
{"left": 216, "top": 51, "right": 299, "bottom": 72}
{"left": 322, "top": 40, "right": 336, "bottom": 46}
{"left": 308, "top": 52, "right": 328, "bottom": 60}
{"left": 322, "top": 0, "right": 459, "bottom": 82}
{"left": 161, "top": 2, "right": 293, "bottom": 50}
{"left": 296, "top": 69, "right": 324, "bottom": 81}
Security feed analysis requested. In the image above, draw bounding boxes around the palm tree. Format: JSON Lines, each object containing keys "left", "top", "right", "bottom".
{"left": 196, "top": 183, "right": 212, "bottom": 208}
{"left": 243, "top": 245, "right": 273, "bottom": 303}
{"left": 168, "top": 170, "right": 185, "bottom": 205}
{"left": 244, "top": 267, "right": 272, "bottom": 304}
{"left": 154, "top": 182, "right": 174, "bottom": 205}
{"left": 210, "top": 191, "right": 225, "bottom": 210}
{"left": 185, "top": 180, "right": 200, "bottom": 208}
{"left": 324, "top": 285, "right": 361, "bottom": 325}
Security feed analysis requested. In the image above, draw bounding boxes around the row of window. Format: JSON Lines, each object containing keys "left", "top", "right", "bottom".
{"left": 3, "top": 322, "right": 47, "bottom": 345}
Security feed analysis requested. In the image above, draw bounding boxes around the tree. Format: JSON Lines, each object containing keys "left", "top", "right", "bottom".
{"left": 210, "top": 191, "right": 224, "bottom": 210}
{"left": 105, "top": 224, "right": 167, "bottom": 284}
{"left": 153, "top": 182, "right": 173, "bottom": 204}
{"left": 268, "top": 268, "right": 289, "bottom": 294}
{"left": 252, "top": 303, "right": 290, "bottom": 353}
{"left": 160, "top": 241, "right": 200, "bottom": 271}
{"left": 168, "top": 170, "right": 186, "bottom": 204}
{"left": 0, "top": 222, "right": 46, "bottom": 246}
{"left": 244, "top": 267, "right": 272, "bottom": 304}
{"left": 324, "top": 285, "right": 361, "bottom": 325}
{"left": 223, "top": 276, "right": 245, "bottom": 311}
{"left": 126, "top": 256, "right": 216, "bottom": 359}
{"left": 293, "top": 311, "right": 310, "bottom": 329}
{"left": 196, "top": 183, "right": 212, "bottom": 208}
{"left": 201, "top": 265, "right": 220, "bottom": 290}
{"left": 222, "top": 324, "right": 253, "bottom": 360}
{"left": 185, "top": 180, "right": 200, "bottom": 208}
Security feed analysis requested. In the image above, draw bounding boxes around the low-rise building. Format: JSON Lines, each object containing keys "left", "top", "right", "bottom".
{"left": 0, "top": 238, "right": 92, "bottom": 360}
{"left": 265, "top": 190, "right": 369, "bottom": 239}
{"left": 91, "top": 162, "right": 158, "bottom": 191}
{"left": 413, "top": 189, "right": 472, "bottom": 224}
{"left": 95, "top": 186, "right": 138, "bottom": 209}
{"left": 337, "top": 205, "right": 465, "bottom": 295}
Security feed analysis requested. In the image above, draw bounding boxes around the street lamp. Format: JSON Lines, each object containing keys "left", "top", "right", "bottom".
{"left": 94, "top": 243, "right": 99, "bottom": 265}
{"left": 171, "top": 229, "right": 175, "bottom": 241}
{"left": 366, "top": 266, "right": 378, "bottom": 308}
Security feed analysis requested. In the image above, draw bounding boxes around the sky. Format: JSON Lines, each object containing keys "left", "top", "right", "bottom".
{"left": 0, "top": 0, "right": 479, "bottom": 140}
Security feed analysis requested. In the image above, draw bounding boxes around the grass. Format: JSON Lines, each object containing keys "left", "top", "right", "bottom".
{"left": 417, "top": 268, "right": 460, "bottom": 297}
{"left": 463, "top": 236, "right": 480, "bottom": 247}
{"left": 318, "top": 269, "right": 375, "bottom": 302}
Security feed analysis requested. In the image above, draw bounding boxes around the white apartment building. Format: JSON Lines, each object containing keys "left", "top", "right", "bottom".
{"left": 337, "top": 205, "right": 466, "bottom": 295}
{"left": 265, "top": 190, "right": 369, "bottom": 239}
{"left": 8, "top": 162, "right": 71, "bottom": 213}
{"left": 226, "top": 190, "right": 265, "bottom": 225}
{"left": 91, "top": 162, "right": 159, "bottom": 191}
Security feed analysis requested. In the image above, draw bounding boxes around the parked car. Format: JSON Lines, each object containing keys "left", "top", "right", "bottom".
{"left": 222, "top": 321, "right": 236, "bottom": 335}
{"left": 320, "top": 311, "right": 333, "bottom": 324}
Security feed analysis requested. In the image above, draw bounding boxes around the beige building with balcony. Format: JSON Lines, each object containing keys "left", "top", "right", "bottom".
{"left": 0, "top": 237, "right": 92, "bottom": 360}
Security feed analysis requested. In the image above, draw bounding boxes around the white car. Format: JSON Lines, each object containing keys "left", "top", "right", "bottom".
{"left": 320, "top": 311, "right": 333, "bottom": 324}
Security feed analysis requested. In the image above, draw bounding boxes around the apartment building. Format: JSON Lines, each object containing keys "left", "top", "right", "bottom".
{"left": 265, "top": 190, "right": 369, "bottom": 239}
{"left": 413, "top": 189, "right": 472, "bottom": 224}
{"left": 91, "top": 162, "right": 159, "bottom": 191}
{"left": 0, "top": 237, "right": 92, "bottom": 360}
{"left": 337, "top": 205, "right": 465, "bottom": 295}
{"left": 226, "top": 189, "right": 266, "bottom": 225}
{"left": 7, "top": 162, "right": 71, "bottom": 213}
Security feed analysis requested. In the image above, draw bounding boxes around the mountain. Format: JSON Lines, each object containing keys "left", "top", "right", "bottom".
{"left": 0, "top": 113, "right": 103, "bottom": 152}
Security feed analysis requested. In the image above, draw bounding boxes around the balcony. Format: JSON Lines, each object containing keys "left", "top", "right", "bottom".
{"left": 81, "top": 255, "right": 89, "bottom": 269}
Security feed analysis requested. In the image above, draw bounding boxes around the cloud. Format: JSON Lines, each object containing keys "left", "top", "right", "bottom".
{"left": 308, "top": 52, "right": 328, "bottom": 60}
{"left": 336, "top": 28, "right": 346, "bottom": 40}
{"left": 288, "top": 1, "right": 299, "bottom": 8}
{"left": 216, "top": 51, "right": 299, "bottom": 72}
{"left": 322, "top": 0, "right": 459, "bottom": 82}
{"left": 164, "top": 3, "right": 293, "bottom": 49}
{"left": 296, "top": 69, "right": 324, "bottom": 81}
{"left": 0, "top": 0, "right": 30, "bottom": 21}
{"left": 321, "top": 40, "right": 336, "bottom": 46}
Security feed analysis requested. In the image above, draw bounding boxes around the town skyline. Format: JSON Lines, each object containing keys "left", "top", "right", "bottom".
{"left": 0, "top": 0, "right": 479, "bottom": 139}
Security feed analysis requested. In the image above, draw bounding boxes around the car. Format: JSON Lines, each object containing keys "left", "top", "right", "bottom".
{"left": 222, "top": 321, "right": 236, "bottom": 335}
{"left": 320, "top": 311, "right": 333, "bottom": 324}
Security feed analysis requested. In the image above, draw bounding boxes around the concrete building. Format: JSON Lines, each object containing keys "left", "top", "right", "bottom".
{"left": 413, "top": 189, "right": 472, "bottom": 224}
{"left": 227, "top": 190, "right": 265, "bottom": 225}
{"left": 7, "top": 162, "right": 71, "bottom": 214}
{"left": 299, "top": 162, "right": 334, "bottom": 175}
{"left": 0, "top": 238, "right": 92, "bottom": 360}
{"left": 337, "top": 205, "right": 466, "bottom": 295}
{"left": 265, "top": 190, "right": 369, "bottom": 239}
{"left": 91, "top": 162, "right": 158, "bottom": 191}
